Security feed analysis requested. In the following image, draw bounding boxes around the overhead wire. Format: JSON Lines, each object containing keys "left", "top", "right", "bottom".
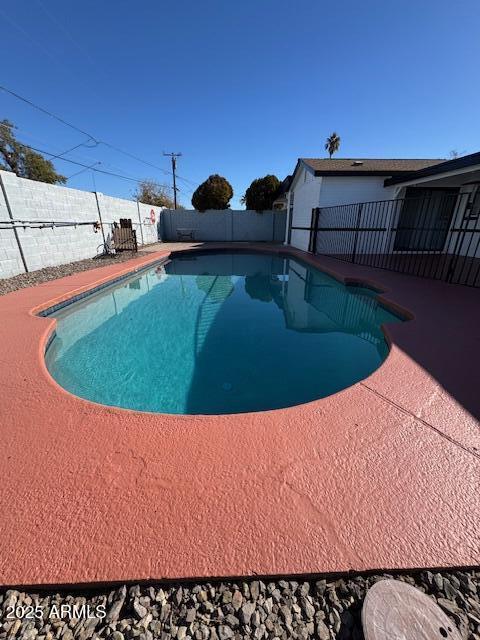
{"left": 0, "top": 84, "right": 197, "bottom": 190}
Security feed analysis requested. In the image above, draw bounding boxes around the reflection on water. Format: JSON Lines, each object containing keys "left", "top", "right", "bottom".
{"left": 45, "top": 252, "right": 403, "bottom": 414}
{"left": 196, "top": 275, "right": 234, "bottom": 302}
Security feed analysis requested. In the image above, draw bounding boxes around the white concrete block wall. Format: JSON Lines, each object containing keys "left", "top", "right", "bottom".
{"left": 99, "top": 194, "right": 162, "bottom": 246}
{"left": 161, "top": 209, "right": 286, "bottom": 242}
{"left": 0, "top": 177, "right": 25, "bottom": 277}
{"left": 137, "top": 202, "right": 162, "bottom": 244}
{"left": 0, "top": 171, "right": 161, "bottom": 278}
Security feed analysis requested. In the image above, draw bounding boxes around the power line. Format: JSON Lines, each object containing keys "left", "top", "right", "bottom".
{"left": 0, "top": 84, "right": 95, "bottom": 140}
{"left": 0, "top": 121, "right": 176, "bottom": 191}
{"left": 47, "top": 138, "right": 98, "bottom": 160}
{"left": 0, "top": 121, "right": 99, "bottom": 165}
{"left": 0, "top": 84, "right": 197, "bottom": 187}
{"left": 67, "top": 161, "right": 101, "bottom": 180}
{"left": 0, "top": 124, "right": 190, "bottom": 202}
{"left": 0, "top": 121, "right": 164, "bottom": 186}
{"left": 2, "top": 136, "right": 176, "bottom": 192}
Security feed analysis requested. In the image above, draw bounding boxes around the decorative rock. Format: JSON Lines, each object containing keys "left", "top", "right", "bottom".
{"left": 251, "top": 610, "right": 261, "bottom": 628}
{"left": 231, "top": 591, "right": 242, "bottom": 612}
{"left": 134, "top": 601, "right": 148, "bottom": 620}
{"left": 279, "top": 605, "right": 292, "bottom": 627}
{"left": 271, "top": 589, "right": 281, "bottom": 603}
{"left": 250, "top": 582, "right": 260, "bottom": 602}
{"left": 300, "top": 597, "right": 315, "bottom": 620}
{"left": 0, "top": 569, "right": 478, "bottom": 640}
{"left": 177, "top": 626, "right": 188, "bottom": 640}
{"left": 186, "top": 609, "right": 196, "bottom": 624}
{"left": 433, "top": 573, "right": 444, "bottom": 592}
{"left": 217, "top": 625, "right": 233, "bottom": 640}
{"left": 316, "top": 620, "right": 330, "bottom": 640}
{"left": 438, "top": 598, "right": 462, "bottom": 616}
{"left": 240, "top": 603, "right": 256, "bottom": 626}
{"left": 106, "top": 587, "right": 127, "bottom": 624}
{"left": 224, "top": 614, "right": 239, "bottom": 628}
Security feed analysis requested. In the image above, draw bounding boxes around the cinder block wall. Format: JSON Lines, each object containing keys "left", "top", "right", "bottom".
{"left": 0, "top": 171, "right": 161, "bottom": 278}
{"left": 161, "top": 209, "right": 286, "bottom": 242}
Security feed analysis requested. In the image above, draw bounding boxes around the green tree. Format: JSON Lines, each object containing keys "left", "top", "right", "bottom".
{"left": 134, "top": 179, "right": 176, "bottom": 208}
{"left": 325, "top": 132, "right": 341, "bottom": 159}
{"left": 191, "top": 174, "right": 233, "bottom": 211}
{"left": 243, "top": 174, "right": 281, "bottom": 211}
{"left": 0, "top": 119, "right": 66, "bottom": 184}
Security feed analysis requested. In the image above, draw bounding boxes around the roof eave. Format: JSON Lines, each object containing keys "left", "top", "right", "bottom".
{"left": 314, "top": 170, "right": 417, "bottom": 177}
{"left": 384, "top": 151, "right": 480, "bottom": 186}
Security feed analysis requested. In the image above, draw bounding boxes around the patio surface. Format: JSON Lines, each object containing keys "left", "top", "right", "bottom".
{"left": 0, "top": 243, "right": 479, "bottom": 587}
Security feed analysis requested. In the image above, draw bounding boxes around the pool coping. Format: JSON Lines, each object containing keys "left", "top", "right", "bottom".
{"left": 0, "top": 242, "right": 479, "bottom": 588}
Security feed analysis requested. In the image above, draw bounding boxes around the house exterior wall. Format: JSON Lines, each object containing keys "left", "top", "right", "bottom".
{"left": 318, "top": 176, "right": 396, "bottom": 207}
{"left": 287, "top": 168, "right": 396, "bottom": 252}
{"left": 288, "top": 165, "right": 322, "bottom": 251}
{"left": 286, "top": 160, "right": 480, "bottom": 268}
{"left": 0, "top": 171, "right": 161, "bottom": 278}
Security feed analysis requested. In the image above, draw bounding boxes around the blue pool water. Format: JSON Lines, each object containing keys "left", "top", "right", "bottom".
{"left": 45, "top": 251, "right": 404, "bottom": 414}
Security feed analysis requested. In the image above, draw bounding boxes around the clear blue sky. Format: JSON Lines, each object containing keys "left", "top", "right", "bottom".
{"left": 1, "top": 0, "right": 479, "bottom": 208}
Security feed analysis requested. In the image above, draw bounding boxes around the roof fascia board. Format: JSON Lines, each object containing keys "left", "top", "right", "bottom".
{"left": 384, "top": 163, "right": 480, "bottom": 188}
{"left": 290, "top": 159, "right": 317, "bottom": 191}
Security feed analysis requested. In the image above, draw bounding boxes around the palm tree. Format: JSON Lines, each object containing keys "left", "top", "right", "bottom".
{"left": 325, "top": 132, "right": 341, "bottom": 159}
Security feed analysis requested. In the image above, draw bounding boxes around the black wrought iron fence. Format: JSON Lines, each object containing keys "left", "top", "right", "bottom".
{"left": 291, "top": 192, "right": 480, "bottom": 287}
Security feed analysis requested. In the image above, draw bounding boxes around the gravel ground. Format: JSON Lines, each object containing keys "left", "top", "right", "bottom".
{"left": 0, "top": 251, "right": 150, "bottom": 296}
{"left": 1, "top": 570, "right": 479, "bottom": 640}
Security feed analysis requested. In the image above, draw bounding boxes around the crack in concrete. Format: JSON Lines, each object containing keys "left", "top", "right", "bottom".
{"left": 360, "top": 382, "right": 480, "bottom": 461}
{"left": 282, "top": 477, "right": 363, "bottom": 566}
{"left": 271, "top": 449, "right": 364, "bottom": 566}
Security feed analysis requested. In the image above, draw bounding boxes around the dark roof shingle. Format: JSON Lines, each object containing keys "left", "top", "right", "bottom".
{"left": 302, "top": 158, "right": 445, "bottom": 176}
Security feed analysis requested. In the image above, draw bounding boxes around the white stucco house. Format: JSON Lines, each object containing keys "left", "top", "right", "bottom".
{"left": 285, "top": 153, "right": 480, "bottom": 286}
{"left": 285, "top": 157, "right": 445, "bottom": 250}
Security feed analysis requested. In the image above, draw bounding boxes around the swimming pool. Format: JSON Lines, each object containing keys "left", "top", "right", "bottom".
{"left": 44, "top": 251, "right": 404, "bottom": 414}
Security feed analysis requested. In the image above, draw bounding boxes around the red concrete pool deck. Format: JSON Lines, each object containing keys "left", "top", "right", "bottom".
{"left": 0, "top": 243, "right": 479, "bottom": 588}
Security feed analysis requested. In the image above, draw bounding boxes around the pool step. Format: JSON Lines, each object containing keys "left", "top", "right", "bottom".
{"left": 195, "top": 276, "right": 234, "bottom": 354}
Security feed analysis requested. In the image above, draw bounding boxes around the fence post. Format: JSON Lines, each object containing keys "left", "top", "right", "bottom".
{"left": 0, "top": 172, "right": 28, "bottom": 273}
{"left": 94, "top": 192, "right": 107, "bottom": 246}
{"left": 352, "top": 202, "right": 363, "bottom": 263}
{"left": 136, "top": 199, "right": 145, "bottom": 246}
{"left": 308, "top": 208, "right": 320, "bottom": 253}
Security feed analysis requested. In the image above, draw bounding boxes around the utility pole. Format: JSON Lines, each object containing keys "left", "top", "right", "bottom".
{"left": 163, "top": 152, "right": 182, "bottom": 209}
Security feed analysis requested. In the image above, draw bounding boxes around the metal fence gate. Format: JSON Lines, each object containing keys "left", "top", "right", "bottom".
{"left": 292, "top": 192, "right": 480, "bottom": 287}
